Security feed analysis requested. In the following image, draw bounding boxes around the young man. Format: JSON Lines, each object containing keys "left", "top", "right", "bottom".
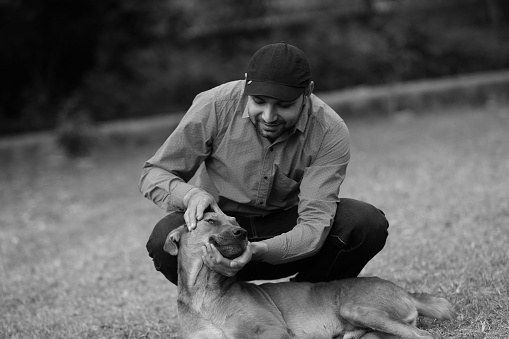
{"left": 140, "top": 42, "right": 388, "bottom": 284}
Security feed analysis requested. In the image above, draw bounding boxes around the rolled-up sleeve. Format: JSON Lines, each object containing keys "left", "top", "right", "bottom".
{"left": 262, "top": 121, "right": 350, "bottom": 264}
{"left": 139, "top": 91, "right": 218, "bottom": 212}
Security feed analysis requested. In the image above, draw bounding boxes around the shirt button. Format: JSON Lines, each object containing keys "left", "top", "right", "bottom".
{"left": 259, "top": 201, "right": 263, "bottom": 205}
{"left": 264, "top": 176, "right": 268, "bottom": 180}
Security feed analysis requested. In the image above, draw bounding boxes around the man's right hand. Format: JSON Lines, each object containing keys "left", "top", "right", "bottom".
{"left": 183, "top": 187, "right": 224, "bottom": 231}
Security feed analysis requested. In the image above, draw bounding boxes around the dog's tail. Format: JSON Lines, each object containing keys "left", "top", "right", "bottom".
{"left": 410, "top": 293, "right": 454, "bottom": 320}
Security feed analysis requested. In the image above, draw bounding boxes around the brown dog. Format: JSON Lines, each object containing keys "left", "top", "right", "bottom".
{"left": 164, "top": 212, "right": 453, "bottom": 339}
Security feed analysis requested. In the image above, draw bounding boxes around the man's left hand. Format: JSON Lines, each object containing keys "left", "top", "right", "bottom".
{"left": 202, "top": 242, "right": 253, "bottom": 277}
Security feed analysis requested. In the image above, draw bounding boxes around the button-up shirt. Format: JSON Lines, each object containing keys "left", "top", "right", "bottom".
{"left": 139, "top": 80, "right": 350, "bottom": 264}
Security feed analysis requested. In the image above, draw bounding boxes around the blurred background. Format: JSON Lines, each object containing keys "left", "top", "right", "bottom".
{"left": 1, "top": 0, "right": 508, "bottom": 136}
{"left": 2, "top": 2, "right": 509, "bottom": 338}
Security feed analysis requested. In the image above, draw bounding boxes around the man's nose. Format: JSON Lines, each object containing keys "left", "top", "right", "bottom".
{"left": 261, "top": 105, "right": 277, "bottom": 123}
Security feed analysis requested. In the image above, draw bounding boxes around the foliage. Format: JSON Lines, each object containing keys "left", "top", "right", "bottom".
{"left": 55, "top": 97, "right": 96, "bottom": 158}
{"left": 0, "top": 0, "right": 508, "bottom": 134}
{"left": 0, "top": 0, "right": 174, "bottom": 134}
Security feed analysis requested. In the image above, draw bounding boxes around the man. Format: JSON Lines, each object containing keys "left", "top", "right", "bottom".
{"left": 140, "top": 42, "right": 388, "bottom": 284}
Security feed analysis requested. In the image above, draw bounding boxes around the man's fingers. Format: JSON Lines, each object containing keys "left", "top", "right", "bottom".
{"left": 204, "top": 243, "right": 223, "bottom": 265}
{"left": 202, "top": 245, "right": 217, "bottom": 267}
{"left": 209, "top": 243, "right": 227, "bottom": 264}
{"left": 185, "top": 198, "right": 208, "bottom": 230}
{"left": 203, "top": 243, "right": 214, "bottom": 263}
{"left": 211, "top": 202, "right": 225, "bottom": 215}
{"left": 202, "top": 245, "right": 233, "bottom": 275}
{"left": 195, "top": 200, "right": 208, "bottom": 221}
{"left": 184, "top": 207, "right": 197, "bottom": 231}
{"left": 231, "top": 243, "right": 252, "bottom": 268}
{"left": 185, "top": 190, "right": 219, "bottom": 230}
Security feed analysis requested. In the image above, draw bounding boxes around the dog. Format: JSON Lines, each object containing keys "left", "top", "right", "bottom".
{"left": 164, "top": 212, "right": 453, "bottom": 339}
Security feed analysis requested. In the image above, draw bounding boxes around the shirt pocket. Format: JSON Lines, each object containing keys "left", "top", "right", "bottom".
{"left": 268, "top": 167, "right": 300, "bottom": 207}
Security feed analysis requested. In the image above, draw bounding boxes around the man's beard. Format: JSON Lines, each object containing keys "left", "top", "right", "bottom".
{"left": 253, "top": 117, "right": 286, "bottom": 142}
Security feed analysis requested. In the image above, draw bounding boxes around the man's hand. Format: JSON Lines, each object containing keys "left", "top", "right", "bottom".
{"left": 202, "top": 242, "right": 252, "bottom": 277}
{"left": 183, "top": 188, "right": 224, "bottom": 231}
{"left": 201, "top": 241, "right": 268, "bottom": 277}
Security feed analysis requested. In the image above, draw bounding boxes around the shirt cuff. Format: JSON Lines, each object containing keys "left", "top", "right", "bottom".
{"left": 260, "top": 237, "right": 287, "bottom": 265}
{"left": 170, "top": 181, "right": 196, "bottom": 210}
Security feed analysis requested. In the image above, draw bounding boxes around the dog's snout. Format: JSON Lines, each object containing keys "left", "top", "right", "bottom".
{"left": 232, "top": 228, "right": 247, "bottom": 239}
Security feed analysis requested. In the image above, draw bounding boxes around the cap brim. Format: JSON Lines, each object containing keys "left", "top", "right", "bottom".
{"left": 245, "top": 80, "right": 305, "bottom": 102}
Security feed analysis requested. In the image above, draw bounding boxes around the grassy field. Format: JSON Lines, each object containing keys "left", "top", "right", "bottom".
{"left": 1, "top": 104, "right": 508, "bottom": 338}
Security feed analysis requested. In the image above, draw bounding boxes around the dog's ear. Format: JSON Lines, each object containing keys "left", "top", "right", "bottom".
{"left": 163, "top": 224, "right": 187, "bottom": 255}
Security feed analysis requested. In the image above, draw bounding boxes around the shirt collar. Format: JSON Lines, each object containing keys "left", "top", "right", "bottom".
{"left": 294, "top": 98, "right": 310, "bottom": 134}
{"left": 242, "top": 104, "right": 249, "bottom": 119}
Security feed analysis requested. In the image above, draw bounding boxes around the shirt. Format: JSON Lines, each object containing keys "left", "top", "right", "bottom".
{"left": 139, "top": 80, "right": 350, "bottom": 264}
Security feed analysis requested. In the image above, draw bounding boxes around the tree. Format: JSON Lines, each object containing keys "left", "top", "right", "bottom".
{"left": 0, "top": 0, "right": 170, "bottom": 134}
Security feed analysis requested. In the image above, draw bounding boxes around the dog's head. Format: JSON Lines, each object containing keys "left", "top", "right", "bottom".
{"left": 164, "top": 212, "right": 248, "bottom": 260}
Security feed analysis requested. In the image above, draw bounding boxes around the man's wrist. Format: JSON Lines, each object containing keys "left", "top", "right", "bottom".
{"left": 182, "top": 187, "right": 201, "bottom": 207}
{"left": 250, "top": 241, "right": 268, "bottom": 262}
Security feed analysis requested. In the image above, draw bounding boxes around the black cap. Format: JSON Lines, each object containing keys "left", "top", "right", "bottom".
{"left": 245, "top": 42, "right": 312, "bottom": 101}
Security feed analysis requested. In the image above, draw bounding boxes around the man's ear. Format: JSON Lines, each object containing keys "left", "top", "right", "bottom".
{"left": 304, "top": 81, "right": 314, "bottom": 97}
{"left": 163, "top": 225, "right": 188, "bottom": 255}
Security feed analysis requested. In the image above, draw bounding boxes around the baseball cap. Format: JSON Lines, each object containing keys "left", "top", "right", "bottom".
{"left": 244, "top": 42, "right": 312, "bottom": 101}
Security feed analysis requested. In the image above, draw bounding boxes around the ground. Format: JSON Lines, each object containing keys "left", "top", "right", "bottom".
{"left": 1, "top": 104, "right": 508, "bottom": 338}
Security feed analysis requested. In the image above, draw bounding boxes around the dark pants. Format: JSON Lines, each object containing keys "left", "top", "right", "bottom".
{"left": 146, "top": 198, "right": 389, "bottom": 285}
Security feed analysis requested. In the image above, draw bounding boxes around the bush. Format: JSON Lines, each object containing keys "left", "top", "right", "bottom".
{"left": 1, "top": 0, "right": 508, "bottom": 134}
{"left": 55, "top": 97, "right": 97, "bottom": 158}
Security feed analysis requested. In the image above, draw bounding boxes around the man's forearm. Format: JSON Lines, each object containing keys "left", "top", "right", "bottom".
{"left": 251, "top": 241, "right": 268, "bottom": 262}
{"left": 182, "top": 187, "right": 204, "bottom": 207}
{"left": 139, "top": 165, "right": 196, "bottom": 211}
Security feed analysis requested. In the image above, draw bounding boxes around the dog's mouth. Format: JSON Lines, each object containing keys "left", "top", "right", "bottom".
{"left": 208, "top": 234, "right": 247, "bottom": 259}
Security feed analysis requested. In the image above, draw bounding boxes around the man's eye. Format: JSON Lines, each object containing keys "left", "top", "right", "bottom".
{"left": 206, "top": 219, "right": 215, "bottom": 224}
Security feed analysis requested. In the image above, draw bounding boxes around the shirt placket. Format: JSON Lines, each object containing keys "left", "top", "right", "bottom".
{"left": 256, "top": 145, "right": 276, "bottom": 207}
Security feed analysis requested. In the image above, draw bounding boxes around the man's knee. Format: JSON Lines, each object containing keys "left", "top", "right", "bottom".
{"left": 303, "top": 199, "right": 389, "bottom": 280}
{"left": 359, "top": 202, "right": 389, "bottom": 248}
{"left": 146, "top": 212, "right": 184, "bottom": 285}
{"left": 334, "top": 198, "right": 389, "bottom": 250}
{"left": 363, "top": 206, "right": 389, "bottom": 253}
{"left": 147, "top": 214, "right": 179, "bottom": 255}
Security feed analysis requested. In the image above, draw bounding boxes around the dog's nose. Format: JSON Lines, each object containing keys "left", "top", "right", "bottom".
{"left": 232, "top": 228, "right": 247, "bottom": 239}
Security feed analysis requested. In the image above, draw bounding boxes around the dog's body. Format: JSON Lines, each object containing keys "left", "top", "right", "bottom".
{"left": 164, "top": 212, "right": 453, "bottom": 339}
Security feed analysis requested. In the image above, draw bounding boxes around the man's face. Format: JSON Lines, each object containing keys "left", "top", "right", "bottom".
{"left": 246, "top": 94, "right": 304, "bottom": 142}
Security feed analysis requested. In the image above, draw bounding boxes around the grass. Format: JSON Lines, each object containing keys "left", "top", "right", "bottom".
{"left": 1, "top": 104, "right": 508, "bottom": 338}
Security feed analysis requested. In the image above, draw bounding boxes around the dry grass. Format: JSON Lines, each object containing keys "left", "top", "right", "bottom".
{"left": 1, "top": 104, "right": 508, "bottom": 338}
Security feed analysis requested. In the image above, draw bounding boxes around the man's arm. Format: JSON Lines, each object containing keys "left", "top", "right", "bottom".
{"left": 261, "top": 120, "right": 351, "bottom": 265}
{"left": 139, "top": 90, "right": 220, "bottom": 220}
